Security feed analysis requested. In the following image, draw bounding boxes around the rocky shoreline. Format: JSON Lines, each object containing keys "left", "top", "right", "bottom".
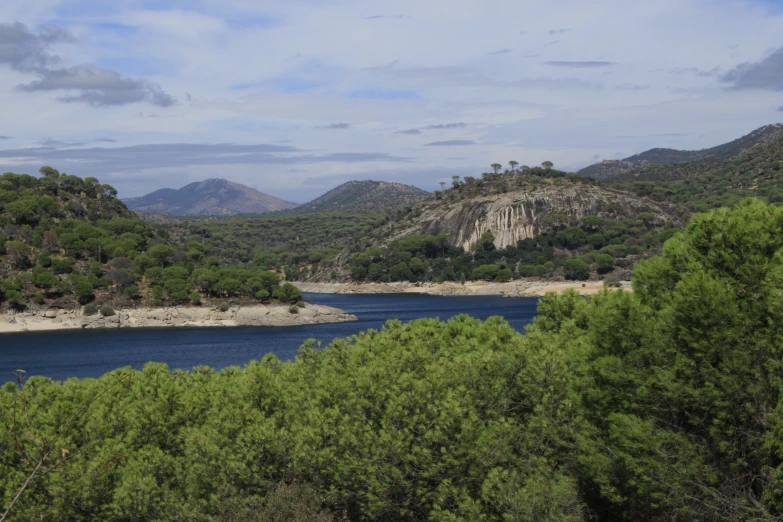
{"left": 0, "top": 303, "right": 357, "bottom": 334}
{"left": 296, "top": 280, "right": 631, "bottom": 297}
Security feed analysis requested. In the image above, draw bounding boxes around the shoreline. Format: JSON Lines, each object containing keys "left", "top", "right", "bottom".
{"left": 0, "top": 303, "right": 357, "bottom": 334}
{"left": 296, "top": 280, "right": 631, "bottom": 297}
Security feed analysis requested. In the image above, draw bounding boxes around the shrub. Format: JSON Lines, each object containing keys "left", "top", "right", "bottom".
{"left": 189, "top": 292, "right": 201, "bottom": 305}
{"left": 219, "top": 302, "right": 230, "bottom": 312}
{"left": 83, "top": 303, "right": 98, "bottom": 316}
{"left": 99, "top": 305, "right": 115, "bottom": 317}
{"left": 296, "top": 301, "right": 306, "bottom": 308}
{"left": 288, "top": 305, "right": 299, "bottom": 314}
{"left": 32, "top": 293, "right": 45, "bottom": 305}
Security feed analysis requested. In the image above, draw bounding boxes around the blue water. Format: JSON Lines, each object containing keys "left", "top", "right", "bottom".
{"left": 0, "top": 293, "right": 539, "bottom": 383}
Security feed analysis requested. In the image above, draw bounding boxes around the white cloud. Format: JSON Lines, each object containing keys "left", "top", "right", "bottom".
{"left": 0, "top": 0, "right": 780, "bottom": 199}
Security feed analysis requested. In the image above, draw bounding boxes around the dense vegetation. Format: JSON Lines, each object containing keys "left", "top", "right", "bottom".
{"left": 3, "top": 199, "right": 783, "bottom": 521}
{"left": 0, "top": 169, "right": 305, "bottom": 312}
{"left": 350, "top": 213, "right": 678, "bottom": 283}
{"left": 610, "top": 136, "right": 783, "bottom": 211}
{"left": 172, "top": 210, "right": 388, "bottom": 280}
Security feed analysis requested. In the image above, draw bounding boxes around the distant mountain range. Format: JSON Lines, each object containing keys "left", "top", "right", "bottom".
{"left": 293, "top": 180, "right": 429, "bottom": 214}
{"left": 580, "top": 124, "right": 783, "bottom": 180}
{"left": 125, "top": 179, "right": 430, "bottom": 217}
{"left": 123, "top": 179, "right": 298, "bottom": 216}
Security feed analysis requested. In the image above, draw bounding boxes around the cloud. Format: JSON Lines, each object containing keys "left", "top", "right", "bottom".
{"left": 0, "top": 136, "right": 10, "bottom": 140}
{"left": 0, "top": 22, "right": 174, "bottom": 107}
{"left": 723, "top": 46, "right": 783, "bottom": 90}
{"left": 519, "top": 30, "right": 528, "bottom": 35}
{"left": 488, "top": 48, "right": 512, "bottom": 55}
{"left": 545, "top": 61, "right": 616, "bottom": 68}
{"left": 395, "top": 128, "right": 421, "bottom": 135}
{"left": 39, "top": 139, "right": 87, "bottom": 148}
{"left": 672, "top": 66, "right": 720, "bottom": 77}
{"left": 615, "top": 83, "right": 650, "bottom": 92}
{"left": 0, "top": 142, "right": 409, "bottom": 175}
{"left": 0, "top": 22, "right": 73, "bottom": 73}
{"left": 424, "top": 122, "right": 466, "bottom": 129}
{"left": 778, "top": 106, "right": 783, "bottom": 112}
{"left": 365, "top": 14, "right": 408, "bottom": 20}
{"left": 547, "top": 40, "right": 561, "bottom": 46}
{"left": 95, "top": 138, "right": 117, "bottom": 143}
{"left": 548, "top": 28, "right": 571, "bottom": 35}
{"left": 320, "top": 122, "right": 350, "bottom": 129}
{"left": 424, "top": 140, "right": 475, "bottom": 146}
{"left": 20, "top": 66, "right": 176, "bottom": 107}
{"left": 347, "top": 87, "right": 420, "bottom": 100}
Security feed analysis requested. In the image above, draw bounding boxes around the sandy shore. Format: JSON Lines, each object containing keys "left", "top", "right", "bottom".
{"left": 296, "top": 280, "right": 631, "bottom": 297}
{"left": 0, "top": 303, "right": 357, "bottom": 334}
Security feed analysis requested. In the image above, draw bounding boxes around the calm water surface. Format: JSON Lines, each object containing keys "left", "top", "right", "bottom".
{"left": 0, "top": 293, "right": 539, "bottom": 383}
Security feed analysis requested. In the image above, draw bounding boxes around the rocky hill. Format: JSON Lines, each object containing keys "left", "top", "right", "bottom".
{"left": 580, "top": 124, "right": 783, "bottom": 180}
{"left": 293, "top": 180, "right": 429, "bottom": 213}
{"left": 124, "top": 178, "right": 298, "bottom": 216}
{"left": 312, "top": 168, "right": 683, "bottom": 284}
{"left": 383, "top": 179, "right": 677, "bottom": 251}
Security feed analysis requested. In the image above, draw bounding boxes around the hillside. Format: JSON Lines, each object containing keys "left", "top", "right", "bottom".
{"left": 607, "top": 129, "right": 783, "bottom": 211}
{"left": 580, "top": 123, "right": 783, "bottom": 180}
{"left": 311, "top": 167, "right": 682, "bottom": 283}
{"left": 293, "top": 180, "right": 429, "bottom": 213}
{"left": 0, "top": 168, "right": 307, "bottom": 313}
{"left": 124, "top": 178, "right": 298, "bottom": 216}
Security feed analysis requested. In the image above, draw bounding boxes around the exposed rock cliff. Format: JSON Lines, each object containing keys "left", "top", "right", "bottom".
{"left": 388, "top": 184, "right": 677, "bottom": 251}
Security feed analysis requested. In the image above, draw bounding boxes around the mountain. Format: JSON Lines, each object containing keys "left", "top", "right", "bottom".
{"left": 606, "top": 127, "right": 783, "bottom": 211}
{"left": 124, "top": 179, "right": 298, "bottom": 216}
{"left": 580, "top": 124, "right": 783, "bottom": 180}
{"left": 293, "top": 180, "right": 429, "bottom": 213}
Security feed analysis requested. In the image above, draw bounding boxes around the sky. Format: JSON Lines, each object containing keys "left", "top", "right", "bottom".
{"left": 0, "top": 0, "right": 782, "bottom": 202}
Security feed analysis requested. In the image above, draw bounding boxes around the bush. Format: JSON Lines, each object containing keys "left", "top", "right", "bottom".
{"left": 296, "top": 301, "right": 306, "bottom": 308}
{"left": 32, "top": 293, "right": 45, "bottom": 305}
{"left": 288, "top": 305, "right": 299, "bottom": 314}
{"left": 189, "top": 292, "right": 201, "bottom": 305}
{"left": 562, "top": 258, "right": 590, "bottom": 280}
{"left": 82, "top": 303, "right": 98, "bottom": 316}
{"left": 99, "top": 305, "right": 115, "bottom": 317}
{"left": 219, "top": 302, "right": 230, "bottom": 312}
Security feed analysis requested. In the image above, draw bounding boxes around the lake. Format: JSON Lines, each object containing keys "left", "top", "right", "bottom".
{"left": 0, "top": 293, "right": 540, "bottom": 383}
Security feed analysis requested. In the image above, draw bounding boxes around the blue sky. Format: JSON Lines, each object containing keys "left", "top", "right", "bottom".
{"left": 0, "top": 0, "right": 781, "bottom": 201}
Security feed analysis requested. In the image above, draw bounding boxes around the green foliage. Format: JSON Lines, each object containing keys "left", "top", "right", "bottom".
{"left": 99, "top": 305, "right": 115, "bottom": 317}
{"left": 610, "top": 134, "right": 783, "bottom": 211}
{"left": 6, "top": 200, "right": 783, "bottom": 520}
{"left": 83, "top": 303, "right": 98, "bottom": 316}
{"left": 349, "top": 214, "right": 671, "bottom": 283}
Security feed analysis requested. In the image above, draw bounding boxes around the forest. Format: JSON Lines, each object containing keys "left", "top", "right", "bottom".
{"left": 0, "top": 169, "right": 305, "bottom": 313}
{"left": 348, "top": 215, "right": 678, "bottom": 283}
{"left": 2, "top": 198, "right": 783, "bottom": 521}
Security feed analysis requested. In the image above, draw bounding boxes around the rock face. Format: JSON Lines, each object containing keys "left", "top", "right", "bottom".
{"left": 0, "top": 304, "right": 357, "bottom": 333}
{"left": 392, "top": 184, "right": 676, "bottom": 251}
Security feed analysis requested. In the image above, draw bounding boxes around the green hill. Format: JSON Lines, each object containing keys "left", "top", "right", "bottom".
{"left": 580, "top": 123, "right": 783, "bottom": 180}
{"left": 607, "top": 130, "right": 783, "bottom": 211}
{"left": 0, "top": 168, "right": 305, "bottom": 312}
{"left": 293, "top": 180, "right": 429, "bottom": 213}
